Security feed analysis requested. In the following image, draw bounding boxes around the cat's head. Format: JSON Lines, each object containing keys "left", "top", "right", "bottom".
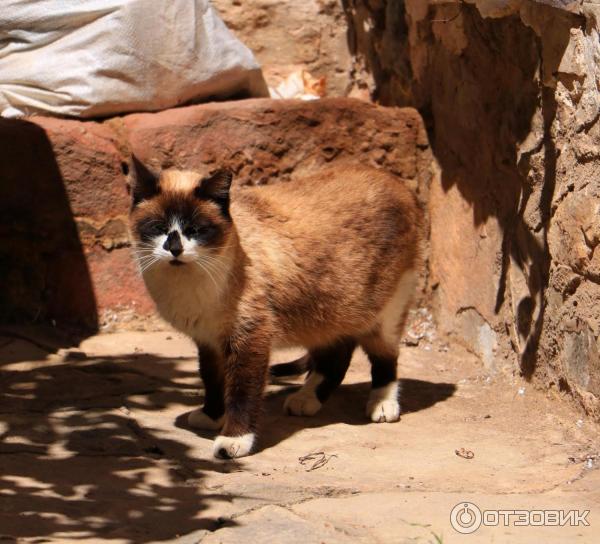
{"left": 128, "top": 156, "right": 234, "bottom": 271}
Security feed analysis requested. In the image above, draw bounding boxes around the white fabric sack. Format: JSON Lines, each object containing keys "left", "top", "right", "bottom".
{"left": 0, "top": 0, "right": 268, "bottom": 118}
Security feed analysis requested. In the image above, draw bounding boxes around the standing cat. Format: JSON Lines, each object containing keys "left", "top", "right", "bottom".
{"left": 129, "top": 158, "right": 422, "bottom": 458}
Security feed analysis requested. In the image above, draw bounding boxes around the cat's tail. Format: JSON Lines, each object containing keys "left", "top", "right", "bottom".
{"left": 269, "top": 353, "right": 311, "bottom": 377}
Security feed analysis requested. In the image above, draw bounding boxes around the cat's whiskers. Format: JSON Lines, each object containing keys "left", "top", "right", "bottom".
{"left": 137, "top": 253, "right": 161, "bottom": 274}
{"left": 136, "top": 256, "right": 156, "bottom": 262}
{"left": 134, "top": 246, "right": 158, "bottom": 255}
{"left": 200, "top": 254, "right": 231, "bottom": 279}
{"left": 140, "top": 261, "right": 159, "bottom": 273}
{"left": 135, "top": 252, "right": 159, "bottom": 262}
{"left": 194, "top": 258, "right": 220, "bottom": 291}
{"left": 199, "top": 261, "right": 227, "bottom": 285}
{"left": 137, "top": 254, "right": 158, "bottom": 264}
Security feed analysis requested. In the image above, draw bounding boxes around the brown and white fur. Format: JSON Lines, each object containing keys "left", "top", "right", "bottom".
{"left": 129, "top": 158, "right": 422, "bottom": 459}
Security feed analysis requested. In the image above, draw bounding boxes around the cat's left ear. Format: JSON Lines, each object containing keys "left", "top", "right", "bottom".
{"left": 130, "top": 155, "right": 160, "bottom": 208}
{"left": 195, "top": 169, "right": 233, "bottom": 218}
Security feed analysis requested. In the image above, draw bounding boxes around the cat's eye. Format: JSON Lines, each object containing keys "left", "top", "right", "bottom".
{"left": 137, "top": 218, "right": 168, "bottom": 241}
{"left": 183, "top": 226, "right": 200, "bottom": 238}
{"left": 149, "top": 224, "right": 167, "bottom": 236}
{"left": 183, "top": 223, "right": 218, "bottom": 242}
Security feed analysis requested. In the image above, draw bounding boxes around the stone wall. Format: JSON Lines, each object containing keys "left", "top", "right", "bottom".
{"left": 344, "top": 0, "right": 600, "bottom": 418}
{"left": 212, "top": 0, "right": 352, "bottom": 96}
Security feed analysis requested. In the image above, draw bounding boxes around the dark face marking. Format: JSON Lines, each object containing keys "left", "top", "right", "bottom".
{"left": 160, "top": 195, "right": 224, "bottom": 246}
{"left": 136, "top": 216, "right": 168, "bottom": 243}
{"left": 133, "top": 194, "right": 227, "bottom": 249}
{"left": 181, "top": 220, "right": 221, "bottom": 246}
{"left": 129, "top": 164, "right": 235, "bottom": 269}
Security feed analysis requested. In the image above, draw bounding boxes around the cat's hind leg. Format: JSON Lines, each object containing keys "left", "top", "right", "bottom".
{"left": 359, "top": 329, "right": 401, "bottom": 422}
{"left": 284, "top": 337, "right": 356, "bottom": 416}
{"left": 360, "top": 270, "right": 416, "bottom": 422}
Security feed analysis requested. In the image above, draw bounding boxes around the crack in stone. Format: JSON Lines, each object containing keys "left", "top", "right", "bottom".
{"left": 208, "top": 486, "right": 362, "bottom": 532}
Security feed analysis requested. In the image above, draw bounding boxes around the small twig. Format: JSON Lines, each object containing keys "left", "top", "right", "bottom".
{"left": 299, "top": 451, "right": 337, "bottom": 471}
{"left": 455, "top": 447, "right": 474, "bottom": 459}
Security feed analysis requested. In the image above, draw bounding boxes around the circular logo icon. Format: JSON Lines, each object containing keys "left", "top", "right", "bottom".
{"left": 450, "top": 502, "right": 482, "bottom": 534}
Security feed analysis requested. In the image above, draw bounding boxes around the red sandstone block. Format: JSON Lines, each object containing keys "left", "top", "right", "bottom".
{"left": 0, "top": 98, "right": 429, "bottom": 331}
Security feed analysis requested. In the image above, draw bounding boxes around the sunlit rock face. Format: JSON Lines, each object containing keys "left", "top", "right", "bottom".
{"left": 344, "top": 0, "right": 600, "bottom": 418}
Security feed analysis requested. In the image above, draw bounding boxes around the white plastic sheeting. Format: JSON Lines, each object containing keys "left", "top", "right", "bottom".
{"left": 0, "top": 0, "right": 268, "bottom": 118}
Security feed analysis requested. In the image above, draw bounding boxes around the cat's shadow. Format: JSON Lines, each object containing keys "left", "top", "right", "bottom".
{"left": 176, "top": 377, "right": 456, "bottom": 453}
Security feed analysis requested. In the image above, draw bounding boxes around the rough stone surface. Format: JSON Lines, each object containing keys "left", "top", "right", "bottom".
{"left": 213, "top": 0, "right": 352, "bottom": 96}
{"left": 0, "top": 117, "right": 152, "bottom": 332}
{"left": 1, "top": 330, "right": 598, "bottom": 543}
{"left": 344, "top": 0, "right": 600, "bottom": 419}
{"left": 0, "top": 98, "right": 431, "bottom": 332}
{"left": 118, "top": 98, "right": 431, "bottom": 195}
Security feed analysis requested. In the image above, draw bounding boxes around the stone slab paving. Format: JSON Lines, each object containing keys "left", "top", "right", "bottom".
{"left": 1, "top": 331, "right": 598, "bottom": 543}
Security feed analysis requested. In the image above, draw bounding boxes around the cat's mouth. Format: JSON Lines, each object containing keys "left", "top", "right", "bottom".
{"left": 169, "top": 259, "right": 185, "bottom": 266}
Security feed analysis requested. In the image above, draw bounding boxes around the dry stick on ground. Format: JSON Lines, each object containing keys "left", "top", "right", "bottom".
{"left": 455, "top": 447, "right": 475, "bottom": 459}
{"left": 299, "top": 451, "right": 338, "bottom": 471}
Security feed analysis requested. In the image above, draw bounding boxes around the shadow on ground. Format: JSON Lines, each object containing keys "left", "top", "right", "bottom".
{"left": 179, "top": 375, "right": 456, "bottom": 453}
{"left": 1, "top": 342, "right": 455, "bottom": 542}
{"left": 0, "top": 352, "right": 234, "bottom": 542}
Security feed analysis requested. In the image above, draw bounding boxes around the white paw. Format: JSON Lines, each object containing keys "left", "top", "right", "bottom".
{"left": 284, "top": 372, "right": 323, "bottom": 416}
{"left": 367, "top": 382, "right": 401, "bottom": 423}
{"left": 367, "top": 399, "right": 401, "bottom": 422}
{"left": 213, "top": 433, "right": 255, "bottom": 459}
{"left": 188, "top": 408, "right": 224, "bottom": 430}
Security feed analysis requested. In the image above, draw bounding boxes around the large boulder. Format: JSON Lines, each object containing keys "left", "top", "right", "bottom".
{"left": 0, "top": 98, "right": 431, "bottom": 332}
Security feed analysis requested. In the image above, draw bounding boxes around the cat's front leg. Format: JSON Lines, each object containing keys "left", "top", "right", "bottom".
{"left": 213, "top": 323, "right": 270, "bottom": 459}
{"left": 188, "top": 344, "right": 225, "bottom": 430}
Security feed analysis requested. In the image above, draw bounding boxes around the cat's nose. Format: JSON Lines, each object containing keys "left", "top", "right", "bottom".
{"left": 163, "top": 231, "right": 183, "bottom": 257}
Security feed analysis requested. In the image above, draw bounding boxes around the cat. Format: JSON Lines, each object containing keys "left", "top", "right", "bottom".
{"left": 269, "top": 69, "right": 327, "bottom": 100}
{"left": 129, "top": 157, "right": 423, "bottom": 458}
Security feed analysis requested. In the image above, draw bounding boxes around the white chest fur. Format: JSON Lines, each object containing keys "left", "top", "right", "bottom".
{"left": 142, "top": 264, "right": 225, "bottom": 347}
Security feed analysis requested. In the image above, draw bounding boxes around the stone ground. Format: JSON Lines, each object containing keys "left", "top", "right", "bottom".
{"left": 1, "top": 330, "right": 599, "bottom": 543}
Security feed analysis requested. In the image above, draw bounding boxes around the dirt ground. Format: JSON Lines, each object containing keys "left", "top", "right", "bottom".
{"left": 1, "top": 330, "right": 599, "bottom": 543}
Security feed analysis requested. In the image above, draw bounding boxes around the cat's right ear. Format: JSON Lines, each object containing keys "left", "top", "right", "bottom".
{"left": 195, "top": 169, "right": 234, "bottom": 219}
{"left": 129, "top": 155, "right": 160, "bottom": 208}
